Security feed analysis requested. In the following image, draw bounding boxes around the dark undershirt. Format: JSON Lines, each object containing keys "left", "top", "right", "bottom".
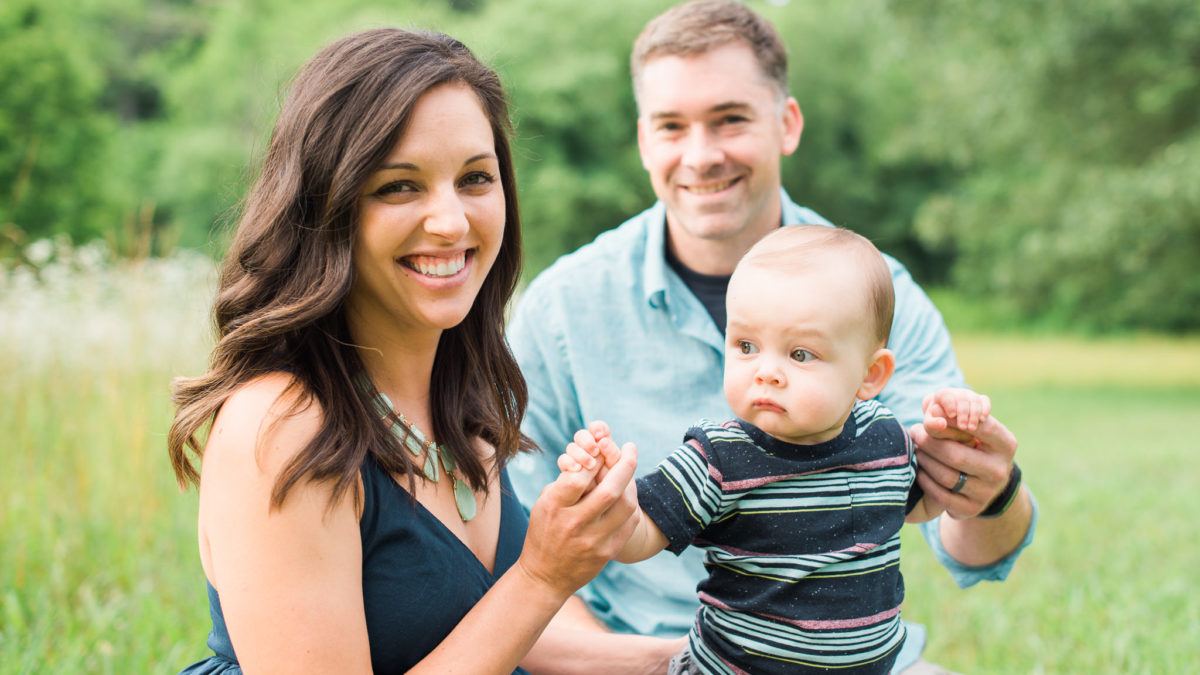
{"left": 665, "top": 243, "right": 731, "bottom": 334}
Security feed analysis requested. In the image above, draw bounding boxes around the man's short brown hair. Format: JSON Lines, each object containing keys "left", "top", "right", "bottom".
{"left": 631, "top": 0, "right": 789, "bottom": 107}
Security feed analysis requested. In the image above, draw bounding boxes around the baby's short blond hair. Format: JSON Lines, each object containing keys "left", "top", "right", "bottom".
{"left": 738, "top": 225, "right": 895, "bottom": 347}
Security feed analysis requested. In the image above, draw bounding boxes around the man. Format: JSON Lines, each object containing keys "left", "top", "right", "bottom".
{"left": 509, "top": 2, "right": 1036, "bottom": 673}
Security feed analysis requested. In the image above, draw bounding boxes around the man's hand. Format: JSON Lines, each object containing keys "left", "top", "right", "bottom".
{"left": 910, "top": 412, "right": 1016, "bottom": 520}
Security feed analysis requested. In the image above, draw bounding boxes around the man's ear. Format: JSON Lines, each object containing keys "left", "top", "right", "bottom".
{"left": 781, "top": 96, "right": 804, "bottom": 156}
{"left": 856, "top": 348, "right": 896, "bottom": 401}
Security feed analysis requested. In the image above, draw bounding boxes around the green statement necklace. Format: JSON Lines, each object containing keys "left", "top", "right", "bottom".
{"left": 368, "top": 389, "right": 478, "bottom": 521}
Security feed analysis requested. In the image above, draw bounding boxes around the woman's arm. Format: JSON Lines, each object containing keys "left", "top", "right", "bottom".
{"left": 198, "top": 374, "right": 373, "bottom": 674}
{"left": 522, "top": 601, "right": 685, "bottom": 675}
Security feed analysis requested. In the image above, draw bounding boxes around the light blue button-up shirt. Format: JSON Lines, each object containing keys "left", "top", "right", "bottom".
{"left": 507, "top": 189, "right": 1036, "bottom": 668}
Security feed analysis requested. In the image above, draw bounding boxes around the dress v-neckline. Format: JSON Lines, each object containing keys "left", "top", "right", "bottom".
{"left": 379, "top": 464, "right": 503, "bottom": 576}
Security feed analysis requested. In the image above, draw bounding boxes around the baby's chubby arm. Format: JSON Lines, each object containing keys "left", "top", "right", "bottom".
{"left": 905, "top": 495, "right": 941, "bottom": 523}
{"left": 557, "top": 422, "right": 668, "bottom": 563}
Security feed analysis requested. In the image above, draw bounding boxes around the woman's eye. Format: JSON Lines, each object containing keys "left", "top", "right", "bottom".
{"left": 791, "top": 349, "right": 815, "bottom": 363}
{"left": 460, "top": 171, "right": 495, "bottom": 187}
{"left": 738, "top": 340, "right": 758, "bottom": 355}
{"left": 374, "top": 181, "right": 414, "bottom": 196}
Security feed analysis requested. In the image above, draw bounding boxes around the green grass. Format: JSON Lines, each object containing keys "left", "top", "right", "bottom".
{"left": 896, "top": 332, "right": 1200, "bottom": 673}
{"left": 2, "top": 249, "right": 1198, "bottom": 673}
{"left": 1, "top": 247, "right": 214, "bottom": 674}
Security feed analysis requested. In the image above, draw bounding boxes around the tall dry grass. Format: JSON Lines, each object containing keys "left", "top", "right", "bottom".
{"left": 1, "top": 238, "right": 215, "bottom": 673}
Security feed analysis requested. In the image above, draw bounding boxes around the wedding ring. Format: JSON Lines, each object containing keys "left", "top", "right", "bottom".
{"left": 950, "top": 471, "right": 968, "bottom": 494}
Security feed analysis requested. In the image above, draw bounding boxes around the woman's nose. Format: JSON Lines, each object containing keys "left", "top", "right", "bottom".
{"left": 423, "top": 188, "right": 470, "bottom": 241}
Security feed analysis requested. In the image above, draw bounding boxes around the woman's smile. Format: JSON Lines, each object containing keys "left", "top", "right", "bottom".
{"left": 399, "top": 249, "right": 473, "bottom": 280}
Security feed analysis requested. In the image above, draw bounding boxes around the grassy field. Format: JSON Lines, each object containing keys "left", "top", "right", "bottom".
{"left": 2, "top": 247, "right": 1198, "bottom": 673}
{"left": 899, "top": 335, "right": 1200, "bottom": 673}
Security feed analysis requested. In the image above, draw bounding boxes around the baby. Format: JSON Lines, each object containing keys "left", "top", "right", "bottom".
{"left": 560, "top": 225, "right": 990, "bottom": 674}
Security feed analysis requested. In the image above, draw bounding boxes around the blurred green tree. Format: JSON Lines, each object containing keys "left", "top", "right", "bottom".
{"left": 0, "top": 2, "right": 115, "bottom": 246}
{"left": 3, "top": 0, "right": 1196, "bottom": 331}
{"left": 893, "top": 0, "right": 1200, "bottom": 331}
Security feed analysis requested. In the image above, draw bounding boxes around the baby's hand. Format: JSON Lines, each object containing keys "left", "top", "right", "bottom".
{"left": 923, "top": 388, "right": 991, "bottom": 433}
{"left": 556, "top": 421, "right": 621, "bottom": 481}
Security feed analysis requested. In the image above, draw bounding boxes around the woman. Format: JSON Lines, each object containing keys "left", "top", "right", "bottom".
{"left": 168, "top": 29, "right": 667, "bottom": 673}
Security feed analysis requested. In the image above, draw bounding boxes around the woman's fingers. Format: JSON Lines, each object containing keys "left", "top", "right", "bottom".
{"left": 523, "top": 440, "right": 641, "bottom": 595}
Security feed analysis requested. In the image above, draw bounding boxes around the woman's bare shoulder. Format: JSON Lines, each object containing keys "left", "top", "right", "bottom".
{"left": 204, "top": 371, "right": 325, "bottom": 479}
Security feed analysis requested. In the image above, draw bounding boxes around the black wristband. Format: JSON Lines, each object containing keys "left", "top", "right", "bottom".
{"left": 977, "top": 463, "right": 1022, "bottom": 518}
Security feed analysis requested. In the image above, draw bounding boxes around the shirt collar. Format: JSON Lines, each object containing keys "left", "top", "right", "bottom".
{"left": 641, "top": 200, "right": 671, "bottom": 309}
{"left": 641, "top": 188, "right": 801, "bottom": 310}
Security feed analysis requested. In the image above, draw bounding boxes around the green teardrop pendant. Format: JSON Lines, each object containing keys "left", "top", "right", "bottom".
{"left": 452, "top": 477, "right": 477, "bottom": 521}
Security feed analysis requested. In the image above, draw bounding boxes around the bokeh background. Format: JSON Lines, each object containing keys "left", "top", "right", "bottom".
{"left": 2, "top": 0, "right": 1198, "bottom": 672}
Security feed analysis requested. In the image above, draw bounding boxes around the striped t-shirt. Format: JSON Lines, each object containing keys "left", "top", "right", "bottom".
{"left": 637, "top": 399, "right": 920, "bottom": 674}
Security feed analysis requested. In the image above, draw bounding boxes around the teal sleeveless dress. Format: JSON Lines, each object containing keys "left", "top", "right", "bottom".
{"left": 180, "top": 454, "right": 531, "bottom": 674}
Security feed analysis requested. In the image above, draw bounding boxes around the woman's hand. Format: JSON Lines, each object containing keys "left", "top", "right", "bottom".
{"left": 517, "top": 441, "right": 639, "bottom": 599}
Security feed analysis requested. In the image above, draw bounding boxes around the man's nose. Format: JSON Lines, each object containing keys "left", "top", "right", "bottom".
{"left": 681, "top": 125, "right": 724, "bottom": 170}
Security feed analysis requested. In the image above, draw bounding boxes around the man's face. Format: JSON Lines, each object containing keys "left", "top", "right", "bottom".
{"left": 636, "top": 42, "right": 803, "bottom": 267}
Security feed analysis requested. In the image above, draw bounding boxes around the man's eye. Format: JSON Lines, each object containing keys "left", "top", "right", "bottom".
{"left": 738, "top": 341, "right": 758, "bottom": 355}
{"left": 791, "top": 349, "right": 814, "bottom": 363}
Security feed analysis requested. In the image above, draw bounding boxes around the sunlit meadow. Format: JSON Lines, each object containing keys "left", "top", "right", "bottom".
{"left": 2, "top": 238, "right": 215, "bottom": 673}
{"left": 2, "top": 240, "right": 1198, "bottom": 673}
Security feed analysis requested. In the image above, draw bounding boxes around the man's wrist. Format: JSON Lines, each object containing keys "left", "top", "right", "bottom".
{"left": 977, "top": 463, "right": 1022, "bottom": 518}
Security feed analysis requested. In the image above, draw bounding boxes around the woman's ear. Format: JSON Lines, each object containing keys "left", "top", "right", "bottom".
{"left": 856, "top": 348, "right": 896, "bottom": 401}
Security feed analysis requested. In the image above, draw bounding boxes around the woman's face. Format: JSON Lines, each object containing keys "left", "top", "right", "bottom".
{"left": 347, "top": 83, "right": 505, "bottom": 341}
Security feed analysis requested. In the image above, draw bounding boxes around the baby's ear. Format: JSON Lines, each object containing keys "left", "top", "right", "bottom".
{"left": 856, "top": 348, "right": 896, "bottom": 400}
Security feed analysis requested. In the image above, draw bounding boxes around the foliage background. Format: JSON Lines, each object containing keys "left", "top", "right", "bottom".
{"left": 3, "top": 0, "right": 1198, "bottom": 331}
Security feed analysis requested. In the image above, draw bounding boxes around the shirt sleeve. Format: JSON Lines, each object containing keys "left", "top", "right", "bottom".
{"left": 878, "top": 257, "right": 967, "bottom": 428}
{"left": 918, "top": 491, "right": 1039, "bottom": 588}
{"left": 636, "top": 432, "right": 726, "bottom": 555}
{"left": 505, "top": 285, "right": 584, "bottom": 513}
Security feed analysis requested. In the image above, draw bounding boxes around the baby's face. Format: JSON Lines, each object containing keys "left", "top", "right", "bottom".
{"left": 723, "top": 260, "right": 878, "bottom": 445}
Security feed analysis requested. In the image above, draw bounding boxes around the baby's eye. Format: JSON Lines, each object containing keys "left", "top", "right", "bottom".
{"left": 737, "top": 340, "right": 758, "bottom": 355}
{"left": 791, "top": 349, "right": 815, "bottom": 363}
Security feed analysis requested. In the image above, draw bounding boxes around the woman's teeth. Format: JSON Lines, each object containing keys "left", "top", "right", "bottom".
{"left": 403, "top": 253, "right": 466, "bottom": 278}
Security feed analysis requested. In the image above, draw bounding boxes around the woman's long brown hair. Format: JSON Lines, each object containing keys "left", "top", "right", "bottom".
{"left": 168, "top": 29, "right": 532, "bottom": 509}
